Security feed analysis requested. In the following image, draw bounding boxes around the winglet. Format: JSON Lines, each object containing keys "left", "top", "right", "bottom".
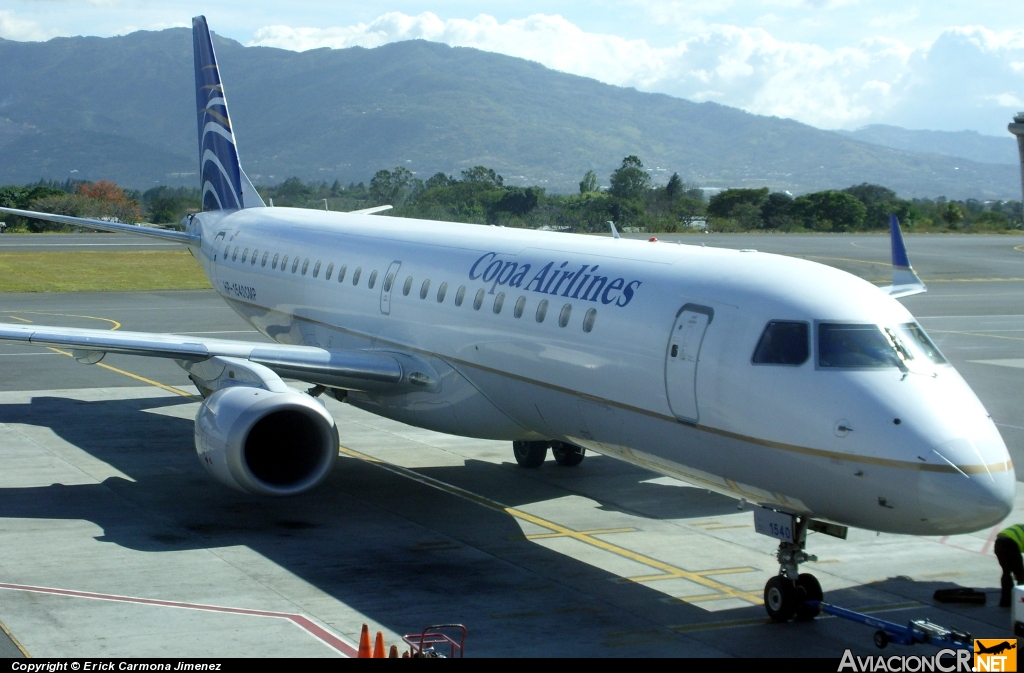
{"left": 880, "top": 214, "right": 926, "bottom": 298}
{"left": 608, "top": 221, "right": 620, "bottom": 239}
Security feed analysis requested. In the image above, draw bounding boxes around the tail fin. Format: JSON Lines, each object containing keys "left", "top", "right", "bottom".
{"left": 880, "top": 214, "right": 926, "bottom": 298}
{"left": 192, "top": 16, "right": 264, "bottom": 211}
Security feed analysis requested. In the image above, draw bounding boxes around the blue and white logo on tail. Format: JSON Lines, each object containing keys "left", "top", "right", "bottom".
{"left": 192, "top": 15, "right": 264, "bottom": 212}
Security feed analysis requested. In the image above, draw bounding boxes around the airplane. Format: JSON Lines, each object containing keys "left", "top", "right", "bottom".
{"left": 0, "top": 16, "right": 1014, "bottom": 624}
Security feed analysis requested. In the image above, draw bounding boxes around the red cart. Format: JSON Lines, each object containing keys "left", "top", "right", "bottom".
{"left": 402, "top": 624, "right": 466, "bottom": 658}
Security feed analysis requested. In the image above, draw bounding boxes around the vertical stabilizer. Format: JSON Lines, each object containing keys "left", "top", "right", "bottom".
{"left": 192, "top": 16, "right": 264, "bottom": 211}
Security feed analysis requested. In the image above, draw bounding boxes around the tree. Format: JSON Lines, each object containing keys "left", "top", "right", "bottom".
{"left": 425, "top": 172, "right": 455, "bottom": 190}
{"left": 707, "top": 188, "right": 769, "bottom": 220}
{"left": 579, "top": 170, "right": 599, "bottom": 194}
{"left": 495, "top": 187, "right": 541, "bottom": 216}
{"left": 665, "top": 172, "right": 683, "bottom": 200}
{"left": 941, "top": 202, "right": 964, "bottom": 228}
{"left": 609, "top": 156, "right": 651, "bottom": 201}
{"left": 792, "top": 191, "right": 866, "bottom": 232}
{"left": 761, "top": 192, "right": 794, "bottom": 229}
{"left": 370, "top": 166, "right": 418, "bottom": 206}
{"left": 461, "top": 166, "right": 503, "bottom": 188}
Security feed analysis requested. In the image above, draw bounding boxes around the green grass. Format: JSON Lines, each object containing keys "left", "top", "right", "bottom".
{"left": 0, "top": 251, "right": 212, "bottom": 292}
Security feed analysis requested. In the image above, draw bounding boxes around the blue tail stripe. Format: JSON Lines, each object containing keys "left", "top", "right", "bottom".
{"left": 890, "top": 214, "right": 911, "bottom": 269}
{"left": 193, "top": 16, "right": 243, "bottom": 212}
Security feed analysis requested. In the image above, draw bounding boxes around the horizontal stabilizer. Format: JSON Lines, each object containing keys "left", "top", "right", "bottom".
{"left": 879, "top": 214, "right": 926, "bottom": 298}
{"left": 0, "top": 207, "right": 198, "bottom": 244}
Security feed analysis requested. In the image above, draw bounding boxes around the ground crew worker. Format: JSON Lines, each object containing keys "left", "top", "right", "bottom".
{"left": 995, "top": 523, "right": 1024, "bottom": 607}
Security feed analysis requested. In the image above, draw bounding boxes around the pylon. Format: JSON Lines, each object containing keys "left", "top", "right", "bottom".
{"left": 357, "top": 623, "right": 372, "bottom": 658}
{"left": 389, "top": 645, "right": 399, "bottom": 658}
{"left": 374, "top": 631, "right": 385, "bottom": 659}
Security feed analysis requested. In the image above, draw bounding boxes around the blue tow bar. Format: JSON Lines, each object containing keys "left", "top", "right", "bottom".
{"left": 811, "top": 602, "right": 973, "bottom": 651}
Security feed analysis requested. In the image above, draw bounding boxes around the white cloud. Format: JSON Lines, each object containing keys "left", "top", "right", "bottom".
{"left": 0, "top": 10, "right": 50, "bottom": 41}
{"left": 250, "top": 13, "right": 1024, "bottom": 134}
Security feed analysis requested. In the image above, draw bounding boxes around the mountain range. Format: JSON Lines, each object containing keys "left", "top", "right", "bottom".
{"left": 0, "top": 28, "right": 1019, "bottom": 199}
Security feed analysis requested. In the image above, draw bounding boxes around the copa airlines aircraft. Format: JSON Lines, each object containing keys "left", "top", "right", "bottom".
{"left": 0, "top": 17, "right": 1014, "bottom": 622}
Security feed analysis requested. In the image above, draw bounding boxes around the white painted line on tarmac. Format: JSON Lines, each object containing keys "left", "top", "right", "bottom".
{"left": 0, "top": 582, "right": 357, "bottom": 657}
{"left": 969, "top": 359, "right": 1024, "bottom": 369}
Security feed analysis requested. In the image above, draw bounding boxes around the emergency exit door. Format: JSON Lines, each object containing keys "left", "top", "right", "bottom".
{"left": 380, "top": 261, "right": 402, "bottom": 315}
{"left": 665, "top": 304, "right": 714, "bottom": 423}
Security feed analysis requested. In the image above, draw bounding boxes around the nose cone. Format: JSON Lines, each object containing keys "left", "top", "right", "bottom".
{"left": 916, "top": 435, "right": 1015, "bottom": 534}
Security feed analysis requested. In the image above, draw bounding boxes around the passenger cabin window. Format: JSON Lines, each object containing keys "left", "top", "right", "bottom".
{"left": 241, "top": 248, "right": 248, "bottom": 263}
{"left": 272, "top": 253, "right": 279, "bottom": 270}
{"left": 493, "top": 293, "right": 505, "bottom": 314}
{"left": 514, "top": 296, "right": 526, "bottom": 318}
{"left": 752, "top": 321, "right": 809, "bottom": 366}
{"left": 261, "top": 252, "right": 269, "bottom": 267}
{"left": 403, "top": 276, "right": 413, "bottom": 296}
{"left": 437, "top": 282, "right": 448, "bottom": 303}
{"left": 292, "top": 257, "right": 300, "bottom": 273}
{"left": 325, "top": 263, "right": 334, "bottom": 280}
{"left": 558, "top": 304, "right": 572, "bottom": 327}
{"left": 583, "top": 308, "right": 597, "bottom": 333}
{"left": 301, "top": 259, "right": 310, "bottom": 275}
{"left": 455, "top": 286, "right": 466, "bottom": 306}
{"left": 250, "top": 249, "right": 258, "bottom": 265}
{"left": 420, "top": 279, "right": 430, "bottom": 299}
{"left": 338, "top": 265, "right": 347, "bottom": 283}
{"left": 818, "top": 323, "right": 901, "bottom": 369}
{"left": 352, "top": 267, "right": 362, "bottom": 285}
{"left": 232, "top": 247, "right": 238, "bottom": 261}
{"left": 368, "top": 270, "right": 377, "bottom": 289}
{"left": 473, "top": 288, "right": 485, "bottom": 310}
{"left": 312, "top": 261, "right": 321, "bottom": 278}
{"left": 384, "top": 272, "right": 395, "bottom": 292}
{"left": 281, "top": 255, "right": 289, "bottom": 271}
{"left": 536, "top": 299, "right": 548, "bottom": 323}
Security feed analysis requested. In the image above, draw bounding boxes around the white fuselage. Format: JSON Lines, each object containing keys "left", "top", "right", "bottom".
{"left": 186, "top": 207, "right": 1015, "bottom": 536}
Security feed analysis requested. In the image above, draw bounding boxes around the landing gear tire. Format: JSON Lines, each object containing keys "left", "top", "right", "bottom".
{"left": 874, "top": 630, "right": 889, "bottom": 649}
{"left": 764, "top": 576, "right": 798, "bottom": 622}
{"left": 513, "top": 440, "right": 548, "bottom": 468}
{"left": 793, "top": 573, "right": 823, "bottom": 621}
{"left": 551, "top": 442, "right": 585, "bottom": 467}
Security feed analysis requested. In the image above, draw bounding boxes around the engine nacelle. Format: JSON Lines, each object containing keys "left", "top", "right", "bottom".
{"left": 194, "top": 386, "right": 339, "bottom": 496}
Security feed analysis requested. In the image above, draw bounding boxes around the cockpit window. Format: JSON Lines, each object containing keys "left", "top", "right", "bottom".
{"left": 818, "top": 323, "right": 902, "bottom": 369}
{"left": 752, "top": 321, "right": 809, "bottom": 365}
{"left": 896, "top": 322, "right": 947, "bottom": 365}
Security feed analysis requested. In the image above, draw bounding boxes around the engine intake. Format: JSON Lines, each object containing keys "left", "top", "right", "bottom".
{"left": 194, "top": 386, "right": 338, "bottom": 496}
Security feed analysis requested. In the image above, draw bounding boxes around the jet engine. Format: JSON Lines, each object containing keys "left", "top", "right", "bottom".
{"left": 194, "top": 386, "right": 339, "bottom": 496}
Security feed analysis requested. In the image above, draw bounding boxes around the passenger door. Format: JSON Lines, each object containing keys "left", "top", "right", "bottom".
{"left": 380, "top": 261, "right": 402, "bottom": 315}
{"left": 665, "top": 304, "right": 714, "bottom": 423}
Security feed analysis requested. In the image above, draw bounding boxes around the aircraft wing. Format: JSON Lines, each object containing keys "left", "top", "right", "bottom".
{"left": 0, "top": 323, "right": 436, "bottom": 393}
{"left": 0, "top": 207, "right": 199, "bottom": 245}
{"left": 879, "top": 214, "right": 926, "bottom": 298}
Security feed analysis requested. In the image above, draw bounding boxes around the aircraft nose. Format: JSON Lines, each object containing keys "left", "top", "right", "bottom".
{"left": 917, "top": 436, "right": 1015, "bottom": 534}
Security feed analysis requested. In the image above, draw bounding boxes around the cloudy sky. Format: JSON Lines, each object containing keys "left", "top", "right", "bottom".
{"left": 1, "top": 1, "right": 1022, "bottom": 136}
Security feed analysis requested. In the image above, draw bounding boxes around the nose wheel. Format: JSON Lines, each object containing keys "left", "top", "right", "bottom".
{"left": 756, "top": 511, "right": 828, "bottom": 622}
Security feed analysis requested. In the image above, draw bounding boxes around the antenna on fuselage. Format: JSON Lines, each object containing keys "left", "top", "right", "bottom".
{"left": 323, "top": 199, "right": 329, "bottom": 211}
{"left": 607, "top": 221, "right": 620, "bottom": 239}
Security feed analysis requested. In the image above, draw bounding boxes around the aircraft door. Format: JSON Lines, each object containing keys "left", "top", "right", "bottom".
{"left": 380, "top": 261, "right": 402, "bottom": 315}
{"left": 665, "top": 304, "right": 714, "bottom": 423}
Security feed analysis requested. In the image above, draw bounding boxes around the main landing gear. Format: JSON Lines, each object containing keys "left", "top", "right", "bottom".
{"left": 512, "top": 440, "right": 585, "bottom": 468}
{"left": 754, "top": 508, "right": 846, "bottom": 622}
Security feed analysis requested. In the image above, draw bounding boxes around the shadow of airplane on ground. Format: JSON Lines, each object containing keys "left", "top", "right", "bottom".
{"left": 0, "top": 394, "right": 1011, "bottom": 656}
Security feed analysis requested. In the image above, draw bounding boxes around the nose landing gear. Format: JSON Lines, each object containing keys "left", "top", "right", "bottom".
{"left": 755, "top": 508, "right": 843, "bottom": 622}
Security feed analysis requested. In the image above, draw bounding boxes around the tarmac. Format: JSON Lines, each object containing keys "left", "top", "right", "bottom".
{"left": 0, "top": 232, "right": 1023, "bottom": 657}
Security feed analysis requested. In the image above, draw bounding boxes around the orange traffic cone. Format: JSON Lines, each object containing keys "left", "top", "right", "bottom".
{"left": 389, "top": 645, "right": 399, "bottom": 658}
{"left": 374, "top": 631, "right": 385, "bottom": 658}
{"left": 357, "top": 624, "right": 372, "bottom": 658}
